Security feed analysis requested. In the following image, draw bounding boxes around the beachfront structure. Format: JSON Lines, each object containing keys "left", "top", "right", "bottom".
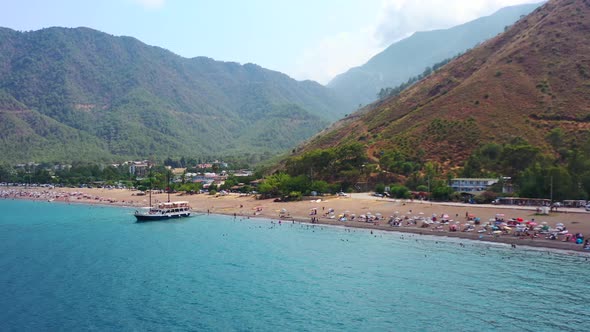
{"left": 450, "top": 178, "right": 499, "bottom": 193}
{"left": 129, "top": 162, "right": 149, "bottom": 178}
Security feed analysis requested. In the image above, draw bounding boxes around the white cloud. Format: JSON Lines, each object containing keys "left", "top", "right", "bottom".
{"left": 131, "top": 0, "right": 166, "bottom": 9}
{"left": 292, "top": 0, "right": 539, "bottom": 84}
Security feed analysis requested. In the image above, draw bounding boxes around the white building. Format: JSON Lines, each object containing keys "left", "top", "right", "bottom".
{"left": 450, "top": 178, "right": 499, "bottom": 193}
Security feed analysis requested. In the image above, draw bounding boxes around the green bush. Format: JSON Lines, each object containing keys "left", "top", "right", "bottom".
{"left": 375, "top": 183, "right": 386, "bottom": 194}
{"left": 389, "top": 184, "right": 411, "bottom": 198}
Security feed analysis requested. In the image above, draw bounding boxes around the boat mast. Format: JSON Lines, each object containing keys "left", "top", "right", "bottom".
{"left": 167, "top": 170, "right": 171, "bottom": 203}
{"left": 148, "top": 162, "right": 152, "bottom": 207}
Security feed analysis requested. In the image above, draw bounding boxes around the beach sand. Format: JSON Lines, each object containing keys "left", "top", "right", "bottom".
{"left": 5, "top": 187, "right": 590, "bottom": 252}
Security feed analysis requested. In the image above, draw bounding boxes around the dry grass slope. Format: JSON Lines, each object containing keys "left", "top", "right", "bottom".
{"left": 301, "top": 0, "right": 590, "bottom": 167}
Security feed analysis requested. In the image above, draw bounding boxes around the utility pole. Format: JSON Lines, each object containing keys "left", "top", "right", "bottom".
{"left": 550, "top": 175, "right": 553, "bottom": 203}
{"left": 427, "top": 175, "right": 431, "bottom": 201}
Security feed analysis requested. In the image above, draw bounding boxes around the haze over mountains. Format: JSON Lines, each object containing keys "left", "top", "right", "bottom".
{"left": 298, "top": 0, "right": 590, "bottom": 167}
{"left": 0, "top": 27, "right": 346, "bottom": 163}
{"left": 328, "top": 2, "right": 543, "bottom": 109}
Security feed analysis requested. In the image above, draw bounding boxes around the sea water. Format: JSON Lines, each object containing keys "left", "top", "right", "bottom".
{"left": 0, "top": 199, "right": 589, "bottom": 331}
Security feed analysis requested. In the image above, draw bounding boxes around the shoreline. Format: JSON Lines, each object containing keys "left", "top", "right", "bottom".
{"left": 274, "top": 215, "right": 587, "bottom": 253}
{"left": 3, "top": 186, "right": 589, "bottom": 253}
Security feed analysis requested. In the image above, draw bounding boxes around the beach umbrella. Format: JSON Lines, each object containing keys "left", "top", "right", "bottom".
{"left": 443, "top": 214, "right": 450, "bottom": 219}
{"left": 516, "top": 217, "right": 524, "bottom": 222}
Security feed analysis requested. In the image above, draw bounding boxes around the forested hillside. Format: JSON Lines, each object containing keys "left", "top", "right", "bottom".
{"left": 0, "top": 27, "right": 346, "bottom": 163}
{"left": 282, "top": 0, "right": 590, "bottom": 200}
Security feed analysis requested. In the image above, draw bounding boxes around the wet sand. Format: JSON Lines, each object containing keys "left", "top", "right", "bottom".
{"left": 5, "top": 187, "right": 590, "bottom": 252}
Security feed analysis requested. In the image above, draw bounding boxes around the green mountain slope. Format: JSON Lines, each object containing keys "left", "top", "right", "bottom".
{"left": 0, "top": 27, "right": 346, "bottom": 163}
{"left": 328, "top": 2, "right": 543, "bottom": 109}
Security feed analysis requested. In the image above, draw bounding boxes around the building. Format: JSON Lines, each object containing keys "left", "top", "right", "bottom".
{"left": 129, "top": 161, "right": 149, "bottom": 178}
{"left": 450, "top": 178, "right": 499, "bottom": 193}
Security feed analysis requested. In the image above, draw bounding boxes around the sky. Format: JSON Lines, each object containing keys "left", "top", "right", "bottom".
{"left": 0, "top": 0, "right": 541, "bottom": 84}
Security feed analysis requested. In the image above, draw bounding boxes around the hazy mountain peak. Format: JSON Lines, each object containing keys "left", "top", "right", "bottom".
{"left": 328, "top": 2, "right": 543, "bottom": 110}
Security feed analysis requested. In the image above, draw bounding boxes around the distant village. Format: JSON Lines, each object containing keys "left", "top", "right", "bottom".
{"left": 8, "top": 160, "right": 256, "bottom": 193}
{"left": 127, "top": 160, "right": 255, "bottom": 191}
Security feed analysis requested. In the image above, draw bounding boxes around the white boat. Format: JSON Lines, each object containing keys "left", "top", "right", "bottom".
{"left": 134, "top": 201, "right": 191, "bottom": 222}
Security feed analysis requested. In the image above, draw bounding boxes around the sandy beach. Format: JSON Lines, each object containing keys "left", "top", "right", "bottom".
{"left": 4, "top": 186, "right": 590, "bottom": 252}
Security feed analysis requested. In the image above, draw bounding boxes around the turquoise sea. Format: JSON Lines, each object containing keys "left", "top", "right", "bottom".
{"left": 1, "top": 199, "right": 589, "bottom": 331}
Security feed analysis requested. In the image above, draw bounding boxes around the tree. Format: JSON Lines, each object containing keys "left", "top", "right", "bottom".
{"left": 431, "top": 185, "right": 453, "bottom": 201}
{"left": 375, "top": 183, "right": 386, "bottom": 194}
{"left": 389, "top": 184, "right": 410, "bottom": 198}
{"left": 258, "top": 173, "right": 291, "bottom": 198}
{"left": 310, "top": 180, "right": 329, "bottom": 195}
{"left": 500, "top": 143, "right": 541, "bottom": 178}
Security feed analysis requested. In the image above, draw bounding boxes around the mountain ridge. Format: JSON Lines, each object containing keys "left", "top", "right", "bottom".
{"left": 328, "top": 2, "right": 543, "bottom": 110}
{"left": 0, "top": 26, "right": 347, "bottom": 163}
{"left": 298, "top": 0, "right": 590, "bottom": 167}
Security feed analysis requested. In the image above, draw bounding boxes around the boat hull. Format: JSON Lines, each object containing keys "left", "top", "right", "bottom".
{"left": 134, "top": 212, "right": 191, "bottom": 222}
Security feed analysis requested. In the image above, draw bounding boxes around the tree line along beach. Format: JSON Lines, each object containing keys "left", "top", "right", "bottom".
{"left": 3, "top": 186, "right": 590, "bottom": 252}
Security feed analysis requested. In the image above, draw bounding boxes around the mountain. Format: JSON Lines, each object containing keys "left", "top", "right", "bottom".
{"left": 297, "top": 0, "right": 590, "bottom": 167}
{"left": 0, "top": 27, "right": 347, "bottom": 163}
{"left": 328, "top": 2, "right": 543, "bottom": 110}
